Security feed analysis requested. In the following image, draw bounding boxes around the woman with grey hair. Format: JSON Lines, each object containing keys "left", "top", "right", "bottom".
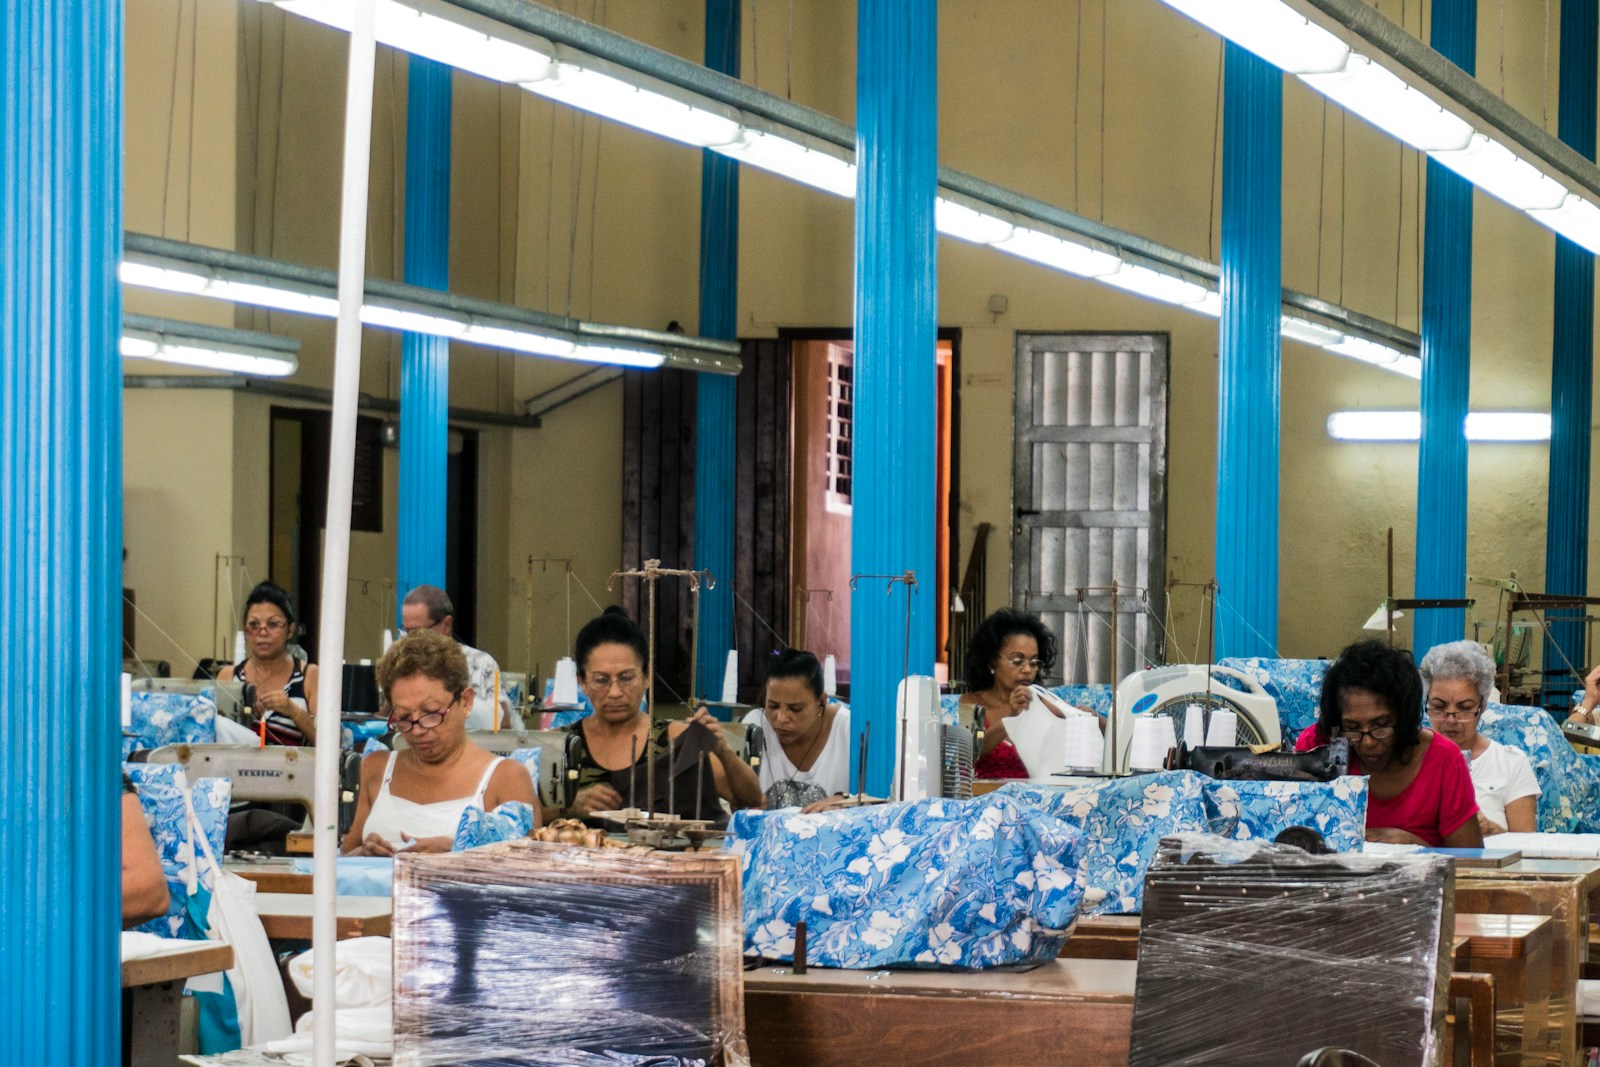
{"left": 1420, "top": 640, "right": 1539, "bottom": 835}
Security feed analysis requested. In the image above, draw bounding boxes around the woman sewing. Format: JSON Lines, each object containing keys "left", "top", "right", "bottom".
{"left": 1296, "top": 640, "right": 1482, "bottom": 847}
{"left": 564, "top": 607, "right": 763, "bottom": 824}
{"left": 1421, "top": 641, "right": 1539, "bottom": 836}
{"left": 743, "top": 649, "right": 852, "bottom": 810}
{"left": 216, "top": 582, "right": 319, "bottom": 745}
{"left": 342, "top": 630, "right": 536, "bottom": 855}
{"left": 960, "top": 608, "right": 1059, "bottom": 779}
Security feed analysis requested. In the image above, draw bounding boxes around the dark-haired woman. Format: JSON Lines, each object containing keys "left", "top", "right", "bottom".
{"left": 564, "top": 607, "right": 763, "bottom": 822}
{"left": 959, "top": 609, "right": 1059, "bottom": 779}
{"left": 742, "top": 649, "right": 852, "bottom": 809}
{"left": 218, "top": 581, "right": 319, "bottom": 745}
{"left": 1295, "top": 640, "right": 1482, "bottom": 847}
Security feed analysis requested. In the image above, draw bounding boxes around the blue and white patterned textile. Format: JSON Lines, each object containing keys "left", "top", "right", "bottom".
{"left": 937, "top": 694, "right": 963, "bottom": 727}
{"left": 1478, "top": 701, "right": 1600, "bottom": 834}
{"left": 1047, "top": 685, "right": 1114, "bottom": 718}
{"left": 289, "top": 856, "right": 395, "bottom": 896}
{"left": 1217, "top": 657, "right": 1329, "bottom": 743}
{"left": 1202, "top": 777, "right": 1368, "bottom": 852}
{"left": 508, "top": 746, "right": 542, "bottom": 782}
{"left": 123, "top": 690, "right": 217, "bottom": 757}
{"left": 1000, "top": 772, "right": 1209, "bottom": 915}
{"left": 453, "top": 801, "right": 536, "bottom": 851}
{"left": 125, "top": 762, "right": 232, "bottom": 938}
{"left": 728, "top": 793, "right": 1084, "bottom": 969}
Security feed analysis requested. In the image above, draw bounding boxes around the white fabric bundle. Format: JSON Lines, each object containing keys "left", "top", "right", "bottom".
{"left": 263, "top": 935, "right": 393, "bottom": 1062}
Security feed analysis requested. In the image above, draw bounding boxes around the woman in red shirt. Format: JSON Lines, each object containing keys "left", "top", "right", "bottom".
{"left": 1296, "top": 640, "right": 1482, "bottom": 847}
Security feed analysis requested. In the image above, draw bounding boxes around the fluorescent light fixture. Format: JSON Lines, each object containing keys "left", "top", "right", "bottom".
{"left": 121, "top": 314, "right": 300, "bottom": 377}
{"left": 1103, "top": 262, "right": 1212, "bottom": 307}
{"left": 1328, "top": 410, "right": 1551, "bottom": 442}
{"left": 118, "top": 261, "right": 210, "bottom": 295}
{"left": 1280, "top": 315, "right": 1345, "bottom": 347}
{"left": 1530, "top": 194, "right": 1600, "bottom": 250}
{"left": 934, "top": 196, "right": 1016, "bottom": 245}
{"left": 571, "top": 344, "right": 667, "bottom": 369}
{"left": 1432, "top": 135, "right": 1569, "bottom": 212}
{"left": 713, "top": 126, "right": 857, "bottom": 198}
{"left": 1158, "top": 0, "right": 1349, "bottom": 73}
{"left": 525, "top": 58, "right": 741, "bottom": 148}
{"left": 993, "top": 227, "right": 1120, "bottom": 277}
{"left": 359, "top": 302, "right": 469, "bottom": 337}
{"left": 460, "top": 322, "right": 576, "bottom": 357}
{"left": 1300, "top": 56, "right": 1472, "bottom": 152}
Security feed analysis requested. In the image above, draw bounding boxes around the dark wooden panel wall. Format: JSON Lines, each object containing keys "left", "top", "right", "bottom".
{"left": 622, "top": 340, "right": 792, "bottom": 703}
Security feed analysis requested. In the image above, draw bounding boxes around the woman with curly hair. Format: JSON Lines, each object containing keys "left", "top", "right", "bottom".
{"left": 959, "top": 609, "right": 1059, "bottom": 779}
{"left": 1296, "top": 639, "right": 1481, "bottom": 847}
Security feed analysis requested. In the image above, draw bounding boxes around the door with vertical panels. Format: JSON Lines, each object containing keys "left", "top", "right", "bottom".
{"left": 1012, "top": 334, "right": 1168, "bottom": 686}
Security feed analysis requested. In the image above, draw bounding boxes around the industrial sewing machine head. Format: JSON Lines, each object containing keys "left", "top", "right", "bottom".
{"left": 133, "top": 742, "right": 362, "bottom": 834}
{"left": 1174, "top": 737, "right": 1351, "bottom": 782}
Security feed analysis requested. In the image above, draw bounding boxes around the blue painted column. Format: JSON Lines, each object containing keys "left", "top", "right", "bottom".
{"left": 1215, "top": 44, "right": 1282, "bottom": 660}
{"left": 1413, "top": 0, "right": 1477, "bottom": 658}
{"left": 851, "top": 0, "right": 937, "bottom": 796}
{"left": 397, "top": 57, "right": 452, "bottom": 604}
{"left": 0, "top": 1, "right": 122, "bottom": 1061}
{"left": 1543, "top": 0, "right": 1597, "bottom": 699}
{"left": 694, "top": 0, "right": 738, "bottom": 699}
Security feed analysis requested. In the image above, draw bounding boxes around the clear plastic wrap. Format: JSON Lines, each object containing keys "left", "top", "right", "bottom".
{"left": 392, "top": 839, "right": 748, "bottom": 1067}
{"left": 1128, "top": 833, "right": 1454, "bottom": 1067}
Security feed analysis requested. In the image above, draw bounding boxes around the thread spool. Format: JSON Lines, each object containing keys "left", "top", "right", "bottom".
{"left": 552, "top": 657, "right": 580, "bottom": 705}
{"left": 382, "top": 629, "right": 394, "bottom": 654}
{"left": 1206, "top": 708, "right": 1238, "bottom": 748}
{"left": 1183, "top": 704, "right": 1205, "bottom": 750}
{"left": 721, "top": 650, "right": 739, "bottom": 704}
{"left": 823, "top": 655, "right": 838, "bottom": 697}
{"left": 121, "top": 672, "right": 133, "bottom": 730}
{"left": 1062, "top": 714, "right": 1103, "bottom": 770}
{"left": 1129, "top": 716, "right": 1169, "bottom": 772}
{"left": 233, "top": 630, "right": 247, "bottom": 663}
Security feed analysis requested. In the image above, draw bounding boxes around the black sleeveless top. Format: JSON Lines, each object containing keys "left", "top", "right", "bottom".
{"left": 233, "top": 656, "right": 309, "bottom": 745}
{"left": 570, "top": 719, "right": 727, "bottom": 827}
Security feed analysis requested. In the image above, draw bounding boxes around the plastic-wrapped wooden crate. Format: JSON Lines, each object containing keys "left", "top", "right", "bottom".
{"left": 392, "top": 840, "right": 748, "bottom": 1067}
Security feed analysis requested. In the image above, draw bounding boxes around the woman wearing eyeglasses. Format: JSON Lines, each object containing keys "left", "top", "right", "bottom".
{"left": 1295, "top": 640, "right": 1482, "bottom": 847}
{"left": 342, "top": 630, "right": 536, "bottom": 856}
{"left": 217, "top": 581, "right": 320, "bottom": 745}
{"left": 1421, "top": 641, "right": 1539, "bottom": 836}
{"left": 564, "top": 607, "right": 764, "bottom": 823}
{"left": 960, "top": 608, "right": 1059, "bottom": 779}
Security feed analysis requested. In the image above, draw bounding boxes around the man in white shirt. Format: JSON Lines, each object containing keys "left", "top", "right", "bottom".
{"left": 400, "top": 584, "right": 516, "bottom": 730}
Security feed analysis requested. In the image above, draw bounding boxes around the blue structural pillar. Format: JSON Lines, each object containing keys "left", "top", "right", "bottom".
{"left": 1214, "top": 44, "right": 1282, "bottom": 660}
{"left": 0, "top": 2, "right": 122, "bottom": 1062}
{"left": 694, "top": 0, "right": 739, "bottom": 699}
{"left": 851, "top": 0, "right": 937, "bottom": 796}
{"left": 1414, "top": 0, "right": 1477, "bottom": 657}
{"left": 1543, "top": 0, "right": 1597, "bottom": 699}
{"left": 397, "top": 57, "right": 452, "bottom": 604}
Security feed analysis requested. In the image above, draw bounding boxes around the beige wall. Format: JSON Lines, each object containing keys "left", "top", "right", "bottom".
{"left": 120, "top": 0, "right": 1597, "bottom": 683}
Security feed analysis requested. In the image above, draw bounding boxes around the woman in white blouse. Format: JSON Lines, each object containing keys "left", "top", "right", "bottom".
{"left": 1420, "top": 641, "right": 1540, "bottom": 835}
{"left": 744, "top": 650, "right": 852, "bottom": 810}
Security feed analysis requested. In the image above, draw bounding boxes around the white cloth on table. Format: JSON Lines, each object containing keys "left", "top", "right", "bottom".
{"left": 744, "top": 703, "right": 852, "bottom": 798}
{"left": 1581, "top": 979, "right": 1600, "bottom": 1019}
{"left": 263, "top": 936, "right": 393, "bottom": 1063}
{"left": 360, "top": 750, "right": 502, "bottom": 845}
{"left": 1484, "top": 831, "right": 1600, "bottom": 859}
{"left": 1465, "top": 739, "right": 1541, "bottom": 828}
{"left": 120, "top": 931, "right": 203, "bottom": 961}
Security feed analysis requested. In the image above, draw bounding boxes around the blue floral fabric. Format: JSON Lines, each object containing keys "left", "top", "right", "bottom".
{"left": 1201, "top": 777, "right": 1368, "bottom": 852}
{"left": 453, "top": 801, "right": 536, "bottom": 851}
{"left": 124, "top": 762, "right": 232, "bottom": 938}
{"left": 1477, "top": 701, "right": 1600, "bottom": 833}
{"left": 1000, "top": 772, "right": 1209, "bottom": 914}
{"left": 1217, "top": 657, "right": 1329, "bottom": 743}
{"left": 290, "top": 856, "right": 395, "bottom": 896}
{"left": 728, "top": 793, "right": 1084, "bottom": 969}
{"left": 1046, "top": 685, "right": 1114, "bottom": 717}
{"left": 123, "top": 690, "right": 217, "bottom": 757}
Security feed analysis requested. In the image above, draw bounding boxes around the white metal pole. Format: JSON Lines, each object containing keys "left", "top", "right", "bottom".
{"left": 312, "top": 2, "right": 377, "bottom": 1064}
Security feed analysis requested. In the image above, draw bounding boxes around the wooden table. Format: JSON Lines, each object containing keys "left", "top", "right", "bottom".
{"left": 255, "top": 892, "right": 391, "bottom": 941}
{"left": 122, "top": 942, "right": 234, "bottom": 1067}
{"left": 225, "top": 857, "right": 312, "bottom": 894}
{"left": 744, "top": 959, "right": 1136, "bottom": 1067}
{"left": 284, "top": 832, "right": 313, "bottom": 855}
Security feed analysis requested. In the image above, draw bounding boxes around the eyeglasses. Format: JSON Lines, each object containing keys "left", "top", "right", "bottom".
{"left": 1000, "top": 654, "right": 1045, "bottom": 671}
{"left": 1338, "top": 723, "right": 1396, "bottom": 742}
{"left": 1428, "top": 703, "right": 1481, "bottom": 721}
{"left": 397, "top": 620, "right": 446, "bottom": 637}
{"left": 387, "top": 693, "right": 459, "bottom": 733}
{"left": 585, "top": 671, "right": 642, "bottom": 693}
{"left": 245, "top": 618, "right": 288, "bottom": 634}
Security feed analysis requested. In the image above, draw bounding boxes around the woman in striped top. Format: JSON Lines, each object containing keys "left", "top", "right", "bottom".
{"left": 218, "top": 582, "right": 321, "bottom": 745}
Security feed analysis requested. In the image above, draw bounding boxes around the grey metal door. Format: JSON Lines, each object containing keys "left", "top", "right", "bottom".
{"left": 1013, "top": 333, "right": 1168, "bottom": 685}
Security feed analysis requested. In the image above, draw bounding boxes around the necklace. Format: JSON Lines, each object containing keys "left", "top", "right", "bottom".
{"left": 787, "top": 706, "right": 830, "bottom": 771}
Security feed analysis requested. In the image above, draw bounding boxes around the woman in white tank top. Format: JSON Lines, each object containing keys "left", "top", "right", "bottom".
{"left": 743, "top": 650, "right": 852, "bottom": 811}
{"left": 342, "top": 631, "right": 537, "bottom": 855}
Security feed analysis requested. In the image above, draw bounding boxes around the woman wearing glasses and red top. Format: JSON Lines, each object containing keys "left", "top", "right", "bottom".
{"left": 1294, "top": 640, "right": 1483, "bottom": 847}
{"left": 960, "top": 609, "right": 1060, "bottom": 779}
{"left": 342, "top": 630, "right": 536, "bottom": 856}
{"left": 217, "top": 582, "right": 320, "bottom": 745}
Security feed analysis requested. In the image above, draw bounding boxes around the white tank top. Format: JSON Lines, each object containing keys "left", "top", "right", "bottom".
{"left": 745, "top": 704, "right": 853, "bottom": 797}
{"left": 362, "top": 751, "right": 503, "bottom": 845}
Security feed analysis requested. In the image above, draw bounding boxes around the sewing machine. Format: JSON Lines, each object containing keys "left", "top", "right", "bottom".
{"left": 133, "top": 743, "right": 362, "bottom": 835}
{"left": 392, "top": 728, "right": 575, "bottom": 810}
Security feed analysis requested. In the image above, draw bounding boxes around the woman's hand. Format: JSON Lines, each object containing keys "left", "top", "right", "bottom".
{"left": 397, "top": 833, "right": 453, "bottom": 854}
{"left": 800, "top": 794, "right": 856, "bottom": 815}
{"left": 256, "top": 688, "right": 293, "bottom": 716}
{"left": 1365, "top": 826, "right": 1427, "bottom": 846}
{"left": 1573, "top": 665, "right": 1600, "bottom": 723}
{"left": 688, "top": 707, "right": 732, "bottom": 753}
{"left": 354, "top": 832, "right": 397, "bottom": 857}
{"left": 1006, "top": 685, "right": 1033, "bottom": 714}
{"left": 569, "top": 783, "right": 623, "bottom": 819}
{"left": 1477, "top": 813, "right": 1507, "bottom": 837}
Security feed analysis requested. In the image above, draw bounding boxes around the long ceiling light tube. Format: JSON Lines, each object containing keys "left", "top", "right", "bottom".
{"left": 258, "top": 0, "right": 1423, "bottom": 378}
{"left": 121, "top": 313, "right": 302, "bottom": 377}
{"left": 120, "top": 233, "right": 742, "bottom": 374}
{"left": 1155, "top": 0, "right": 1600, "bottom": 255}
{"left": 1327, "top": 410, "right": 1552, "bottom": 442}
